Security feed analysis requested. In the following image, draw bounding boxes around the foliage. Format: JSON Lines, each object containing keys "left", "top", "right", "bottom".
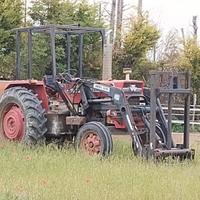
{"left": 20, "top": 33, "right": 51, "bottom": 79}
{"left": 29, "top": 0, "right": 102, "bottom": 27}
{"left": 177, "top": 39, "right": 200, "bottom": 102}
{"left": 112, "top": 14, "right": 160, "bottom": 81}
{"left": 0, "top": 52, "right": 16, "bottom": 78}
{"left": 0, "top": 0, "right": 23, "bottom": 78}
{"left": 27, "top": 0, "right": 104, "bottom": 79}
{"left": 0, "top": 140, "right": 200, "bottom": 199}
{"left": 156, "top": 30, "right": 181, "bottom": 71}
{"left": 172, "top": 123, "right": 184, "bottom": 133}
{"left": 29, "top": 0, "right": 75, "bottom": 25}
{"left": 124, "top": 15, "right": 160, "bottom": 59}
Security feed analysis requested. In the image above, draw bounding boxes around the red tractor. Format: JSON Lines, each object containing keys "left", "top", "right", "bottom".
{"left": 98, "top": 79, "right": 144, "bottom": 129}
{"left": 0, "top": 25, "right": 194, "bottom": 159}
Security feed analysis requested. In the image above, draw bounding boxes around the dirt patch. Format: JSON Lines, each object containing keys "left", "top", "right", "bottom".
{"left": 112, "top": 133, "right": 200, "bottom": 148}
{"left": 173, "top": 133, "right": 200, "bottom": 146}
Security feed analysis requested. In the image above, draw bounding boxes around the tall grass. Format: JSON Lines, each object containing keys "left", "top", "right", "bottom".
{"left": 0, "top": 140, "right": 200, "bottom": 200}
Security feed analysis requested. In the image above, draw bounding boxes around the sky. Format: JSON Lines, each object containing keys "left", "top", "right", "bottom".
{"left": 93, "top": 0, "right": 200, "bottom": 37}
{"left": 141, "top": 0, "right": 200, "bottom": 35}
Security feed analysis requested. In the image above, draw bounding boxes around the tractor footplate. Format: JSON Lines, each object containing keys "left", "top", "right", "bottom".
{"left": 154, "top": 148, "right": 195, "bottom": 160}
{"left": 66, "top": 116, "right": 86, "bottom": 125}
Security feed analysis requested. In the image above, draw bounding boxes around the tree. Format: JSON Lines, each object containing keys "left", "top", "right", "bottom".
{"left": 157, "top": 32, "right": 200, "bottom": 103}
{"left": 29, "top": 0, "right": 103, "bottom": 26}
{"left": 29, "top": 0, "right": 75, "bottom": 25}
{"left": 0, "top": 0, "right": 23, "bottom": 78}
{"left": 178, "top": 39, "right": 200, "bottom": 101}
{"left": 27, "top": 0, "right": 104, "bottom": 79}
{"left": 156, "top": 29, "right": 181, "bottom": 70}
{"left": 112, "top": 14, "right": 160, "bottom": 80}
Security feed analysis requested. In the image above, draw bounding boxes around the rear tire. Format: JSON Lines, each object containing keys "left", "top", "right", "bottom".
{"left": 132, "top": 139, "right": 140, "bottom": 156}
{"left": 76, "top": 121, "right": 112, "bottom": 156}
{"left": 131, "top": 124, "right": 167, "bottom": 156}
{"left": 0, "top": 87, "right": 47, "bottom": 144}
{"left": 155, "top": 123, "right": 167, "bottom": 145}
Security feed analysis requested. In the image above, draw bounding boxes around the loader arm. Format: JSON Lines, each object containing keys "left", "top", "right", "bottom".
{"left": 92, "top": 83, "right": 143, "bottom": 154}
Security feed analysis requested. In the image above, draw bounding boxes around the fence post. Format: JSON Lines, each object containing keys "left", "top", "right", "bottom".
{"left": 192, "top": 94, "right": 197, "bottom": 130}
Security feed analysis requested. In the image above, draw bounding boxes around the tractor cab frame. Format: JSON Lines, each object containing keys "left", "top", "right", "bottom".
{"left": 14, "top": 24, "right": 105, "bottom": 80}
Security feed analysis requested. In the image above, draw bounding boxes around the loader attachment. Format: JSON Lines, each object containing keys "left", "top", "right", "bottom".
{"left": 148, "top": 71, "right": 195, "bottom": 160}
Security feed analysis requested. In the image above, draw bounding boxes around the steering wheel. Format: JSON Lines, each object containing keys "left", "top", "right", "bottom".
{"left": 58, "top": 70, "right": 82, "bottom": 84}
{"left": 66, "top": 69, "right": 78, "bottom": 77}
{"left": 56, "top": 70, "right": 75, "bottom": 83}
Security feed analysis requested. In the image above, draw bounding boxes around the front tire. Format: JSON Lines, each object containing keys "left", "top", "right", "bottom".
{"left": 76, "top": 121, "right": 113, "bottom": 156}
{"left": 0, "top": 87, "right": 47, "bottom": 144}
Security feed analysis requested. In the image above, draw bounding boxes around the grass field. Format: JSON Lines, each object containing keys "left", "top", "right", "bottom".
{"left": 0, "top": 139, "right": 200, "bottom": 200}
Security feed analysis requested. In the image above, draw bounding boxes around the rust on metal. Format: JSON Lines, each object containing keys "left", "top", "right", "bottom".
{"left": 3, "top": 105, "right": 25, "bottom": 140}
{"left": 66, "top": 116, "right": 86, "bottom": 125}
{"left": 80, "top": 132, "right": 101, "bottom": 155}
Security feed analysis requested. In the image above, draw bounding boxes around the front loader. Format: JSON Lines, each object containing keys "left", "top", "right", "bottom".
{"left": 0, "top": 25, "right": 194, "bottom": 159}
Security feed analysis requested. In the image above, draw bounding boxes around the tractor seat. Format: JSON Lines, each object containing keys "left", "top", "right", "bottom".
{"left": 43, "top": 75, "right": 57, "bottom": 91}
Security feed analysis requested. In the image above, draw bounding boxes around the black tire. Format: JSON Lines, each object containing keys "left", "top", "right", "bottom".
{"left": 76, "top": 121, "right": 112, "bottom": 156}
{"left": 0, "top": 87, "right": 47, "bottom": 144}
{"left": 132, "top": 139, "right": 139, "bottom": 156}
{"left": 131, "top": 124, "right": 167, "bottom": 156}
{"left": 155, "top": 124, "right": 167, "bottom": 145}
{"left": 88, "top": 121, "right": 113, "bottom": 154}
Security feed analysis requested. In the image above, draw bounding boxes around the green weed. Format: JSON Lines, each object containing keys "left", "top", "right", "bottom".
{"left": 0, "top": 140, "right": 199, "bottom": 200}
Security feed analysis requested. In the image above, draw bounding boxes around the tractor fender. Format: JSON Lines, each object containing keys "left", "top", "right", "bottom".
{"left": 0, "top": 80, "right": 49, "bottom": 111}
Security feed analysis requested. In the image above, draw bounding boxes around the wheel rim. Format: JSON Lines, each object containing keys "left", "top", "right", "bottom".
{"left": 81, "top": 131, "right": 101, "bottom": 155}
{"left": 3, "top": 105, "right": 25, "bottom": 140}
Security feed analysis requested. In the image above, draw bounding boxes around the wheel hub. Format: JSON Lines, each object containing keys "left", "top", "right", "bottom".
{"left": 3, "top": 106, "right": 24, "bottom": 140}
{"left": 82, "top": 132, "right": 101, "bottom": 154}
